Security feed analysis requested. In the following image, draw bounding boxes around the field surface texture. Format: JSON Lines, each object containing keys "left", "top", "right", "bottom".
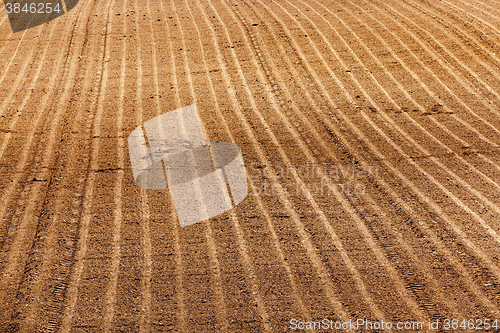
{"left": 1, "top": 0, "right": 500, "bottom": 331}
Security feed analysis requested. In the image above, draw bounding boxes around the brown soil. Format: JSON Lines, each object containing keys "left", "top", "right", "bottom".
{"left": 1, "top": 0, "right": 500, "bottom": 331}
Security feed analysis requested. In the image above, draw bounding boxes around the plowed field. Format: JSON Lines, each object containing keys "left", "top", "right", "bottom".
{"left": 1, "top": 0, "right": 500, "bottom": 331}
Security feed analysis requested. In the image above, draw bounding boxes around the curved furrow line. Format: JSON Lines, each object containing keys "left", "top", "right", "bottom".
{"left": 313, "top": 0, "right": 500, "bottom": 221}
{"left": 438, "top": 0, "right": 500, "bottom": 44}
{"left": 216, "top": 0, "right": 394, "bottom": 324}
{"left": 42, "top": 0, "right": 118, "bottom": 330}
{"left": 0, "top": 1, "right": 40, "bottom": 86}
{"left": 457, "top": 0, "right": 500, "bottom": 25}
{"left": 0, "top": 9, "right": 72, "bottom": 219}
{"left": 305, "top": 0, "right": 500, "bottom": 208}
{"left": 0, "top": 2, "right": 94, "bottom": 328}
{"left": 55, "top": 0, "right": 120, "bottom": 330}
{"left": 0, "top": 28, "right": 43, "bottom": 121}
{"left": 268, "top": 0, "right": 500, "bottom": 266}
{"left": 270, "top": 0, "right": 473, "bottom": 319}
{"left": 373, "top": 0, "right": 500, "bottom": 181}
{"left": 59, "top": 180, "right": 97, "bottom": 332}
{"left": 173, "top": 1, "right": 276, "bottom": 330}
{"left": 158, "top": 1, "right": 195, "bottom": 331}
{"left": 143, "top": 1, "right": 190, "bottom": 331}
{"left": 197, "top": 0, "right": 351, "bottom": 328}
{"left": 197, "top": 25, "right": 350, "bottom": 324}
{"left": 332, "top": 1, "right": 500, "bottom": 239}
{"left": 57, "top": 58, "right": 109, "bottom": 332}
{"left": 137, "top": 0, "right": 156, "bottom": 331}
{"left": 138, "top": 187, "right": 152, "bottom": 333}
{"left": 281, "top": 0, "right": 500, "bottom": 257}
{"left": 280, "top": 33, "right": 500, "bottom": 316}
{"left": 189, "top": 0, "right": 317, "bottom": 328}
{"left": 263, "top": 16, "right": 465, "bottom": 320}
{"left": 345, "top": 1, "right": 500, "bottom": 150}
{"left": 246, "top": 0, "right": 492, "bottom": 320}
{"left": 0, "top": 16, "right": 56, "bottom": 217}
{"left": 243, "top": 182, "right": 319, "bottom": 328}
{"left": 401, "top": 0, "right": 500, "bottom": 76}
{"left": 207, "top": 17, "right": 316, "bottom": 324}
{"left": 348, "top": 193, "right": 467, "bottom": 318}
{"left": 337, "top": 116, "right": 500, "bottom": 311}
{"left": 351, "top": 0, "right": 500, "bottom": 220}
{"left": 367, "top": 1, "right": 500, "bottom": 170}
{"left": 336, "top": 1, "right": 500, "bottom": 159}
{"left": 411, "top": 0, "right": 500, "bottom": 65}
{"left": 266, "top": 11, "right": 499, "bottom": 314}
{"left": 0, "top": 23, "right": 58, "bottom": 249}
{"left": 237, "top": 0, "right": 500, "bottom": 315}
{"left": 458, "top": 0, "right": 500, "bottom": 22}
{"left": 232, "top": 0, "right": 434, "bottom": 322}
{"left": 101, "top": 1, "right": 147, "bottom": 330}
{"left": 59, "top": 176, "right": 97, "bottom": 333}
{"left": 101, "top": 0, "right": 125, "bottom": 331}
{"left": 170, "top": 0, "right": 219, "bottom": 220}
{"left": 58, "top": 131, "right": 98, "bottom": 333}
{"left": 310, "top": 0, "right": 492, "bottom": 145}
{"left": 220, "top": 2, "right": 368, "bottom": 326}
{"left": 189, "top": 2, "right": 319, "bottom": 329}
{"left": 55, "top": 0, "right": 118, "bottom": 327}
{"left": 376, "top": 0, "right": 500, "bottom": 112}
{"left": 254, "top": 0, "right": 500, "bottom": 314}
{"left": 7, "top": 3, "right": 98, "bottom": 330}
{"left": 183, "top": 0, "right": 289, "bottom": 329}
{"left": 358, "top": 102, "right": 500, "bottom": 274}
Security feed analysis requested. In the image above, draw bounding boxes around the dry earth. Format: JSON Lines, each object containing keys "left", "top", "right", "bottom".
{"left": 1, "top": 0, "right": 500, "bottom": 331}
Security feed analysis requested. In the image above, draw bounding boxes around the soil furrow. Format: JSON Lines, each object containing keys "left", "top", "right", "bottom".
{"left": 2, "top": 0, "right": 500, "bottom": 330}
